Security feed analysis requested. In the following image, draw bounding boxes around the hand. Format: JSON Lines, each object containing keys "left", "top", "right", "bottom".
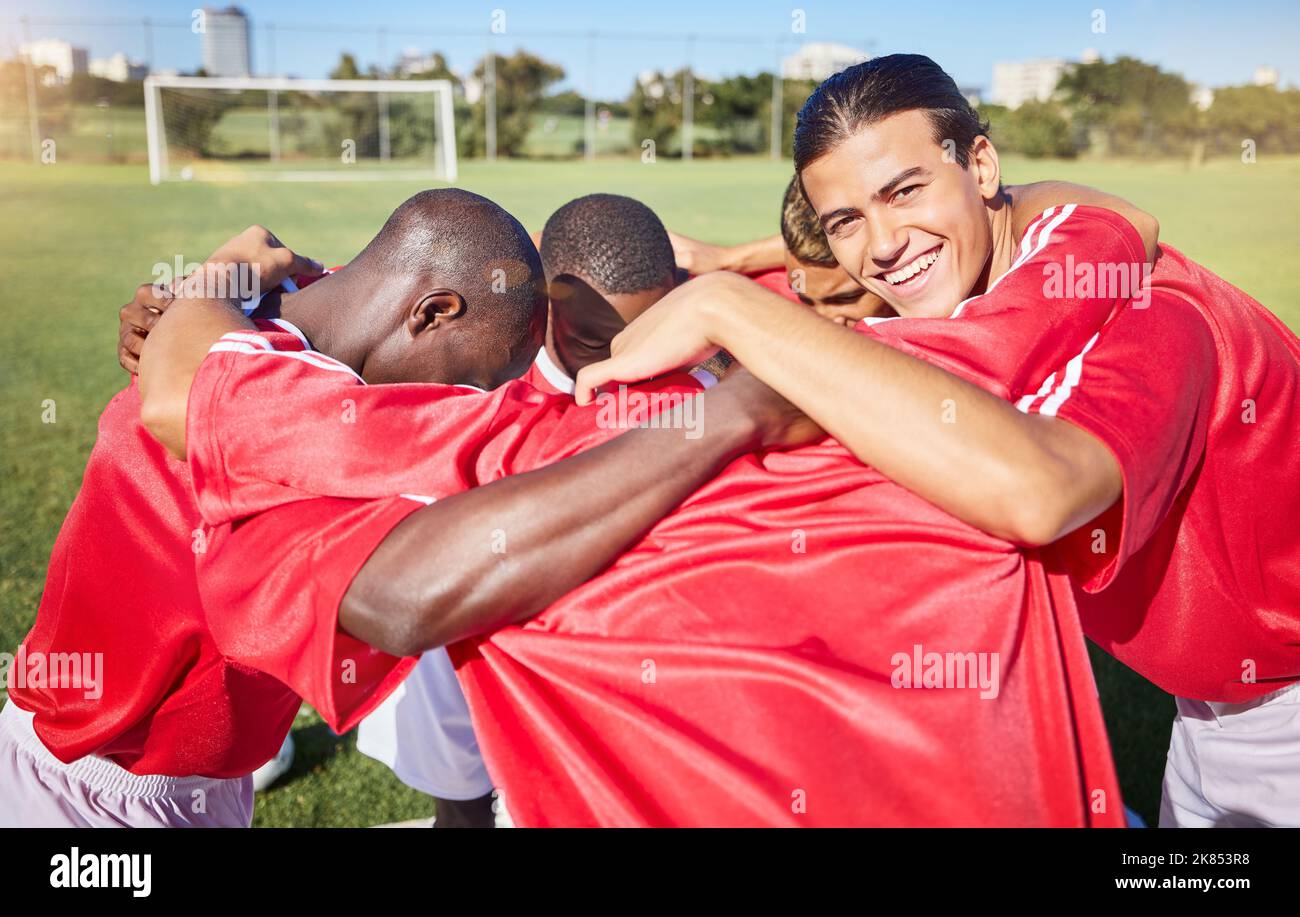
{"left": 575, "top": 273, "right": 736, "bottom": 404}
{"left": 119, "top": 282, "right": 174, "bottom": 374}
{"left": 176, "top": 225, "right": 322, "bottom": 299}
{"left": 668, "top": 230, "right": 731, "bottom": 275}
{"left": 712, "top": 368, "right": 825, "bottom": 451}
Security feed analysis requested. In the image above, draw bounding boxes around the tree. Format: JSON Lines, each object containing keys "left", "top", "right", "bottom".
{"left": 463, "top": 50, "right": 564, "bottom": 157}
{"left": 1056, "top": 56, "right": 1197, "bottom": 156}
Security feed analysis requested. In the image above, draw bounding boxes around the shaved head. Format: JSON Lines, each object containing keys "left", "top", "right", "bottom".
{"left": 359, "top": 188, "right": 545, "bottom": 350}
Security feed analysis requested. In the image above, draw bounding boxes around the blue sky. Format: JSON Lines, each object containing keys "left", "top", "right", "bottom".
{"left": 3, "top": 0, "right": 1296, "bottom": 97}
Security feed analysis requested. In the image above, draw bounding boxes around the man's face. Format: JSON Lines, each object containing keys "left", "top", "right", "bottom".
{"left": 783, "top": 251, "right": 892, "bottom": 326}
{"left": 549, "top": 273, "right": 672, "bottom": 375}
{"left": 800, "top": 110, "right": 997, "bottom": 319}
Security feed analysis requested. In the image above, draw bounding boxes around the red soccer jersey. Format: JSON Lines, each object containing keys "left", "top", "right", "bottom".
{"left": 519, "top": 345, "right": 575, "bottom": 396}
{"left": 6, "top": 319, "right": 332, "bottom": 777}
{"left": 183, "top": 207, "right": 1143, "bottom": 825}
{"left": 1016, "top": 246, "right": 1300, "bottom": 702}
{"left": 749, "top": 266, "right": 799, "bottom": 302}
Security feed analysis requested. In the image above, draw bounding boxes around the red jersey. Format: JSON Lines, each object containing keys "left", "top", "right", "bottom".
{"left": 750, "top": 266, "right": 799, "bottom": 302}
{"left": 182, "top": 212, "right": 1139, "bottom": 825}
{"left": 1021, "top": 247, "right": 1299, "bottom": 701}
{"left": 6, "top": 319, "right": 325, "bottom": 777}
{"left": 519, "top": 345, "right": 574, "bottom": 396}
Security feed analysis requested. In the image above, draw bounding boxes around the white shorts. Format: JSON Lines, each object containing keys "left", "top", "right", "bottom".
{"left": 1160, "top": 681, "right": 1300, "bottom": 827}
{"left": 0, "top": 701, "right": 253, "bottom": 828}
{"left": 357, "top": 649, "right": 494, "bottom": 801}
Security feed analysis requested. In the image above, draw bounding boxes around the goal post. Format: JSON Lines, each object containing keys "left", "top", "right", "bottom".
{"left": 144, "top": 75, "right": 458, "bottom": 185}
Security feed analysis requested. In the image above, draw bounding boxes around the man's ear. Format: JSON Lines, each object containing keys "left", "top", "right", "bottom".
{"left": 970, "top": 136, "right": 1002, "bottom": 202}
{"left": 407, "top": 289, "right": 466, "bottom": 337}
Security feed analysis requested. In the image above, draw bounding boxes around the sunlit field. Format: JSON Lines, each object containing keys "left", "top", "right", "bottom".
{"left": 1, "top": 153, "right": 1296, "bottom": 826}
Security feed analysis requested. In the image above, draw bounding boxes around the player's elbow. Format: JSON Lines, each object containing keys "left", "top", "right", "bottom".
{"left": 340, "top": 574, "right": 473, "bottom": 658}
{"left": 138, "top": 391, "right": 187, "bottom": 460}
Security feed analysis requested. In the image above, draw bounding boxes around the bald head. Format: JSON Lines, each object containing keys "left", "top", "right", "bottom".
{"left": 361, "top": 188, "right": 544, "bottom": 345}
{"left": 339, "top": 189, "right": 546, "bottom": 387}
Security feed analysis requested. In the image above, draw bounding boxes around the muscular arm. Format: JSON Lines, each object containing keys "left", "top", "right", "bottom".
{"left": 341, "top": 374, "right": 807, "bottom": 656}
{"left": 578, "top": 271, "right": 1121, "bottom": 547}
{"left": 715, "top": 280, "right": 1118, "bottom": 545}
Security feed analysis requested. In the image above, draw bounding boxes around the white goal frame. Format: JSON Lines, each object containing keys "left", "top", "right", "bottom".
{"left": 144, "top": 75, "right": 458, "bottom": 185}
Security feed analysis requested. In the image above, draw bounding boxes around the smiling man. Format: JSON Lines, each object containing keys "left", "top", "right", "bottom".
{"left": 577, "top": 54, "right": 1300, "bottom": 827}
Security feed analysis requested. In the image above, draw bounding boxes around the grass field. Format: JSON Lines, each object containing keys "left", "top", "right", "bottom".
{"left": 1, "top": 153, "right": 1297, "bottom": 827}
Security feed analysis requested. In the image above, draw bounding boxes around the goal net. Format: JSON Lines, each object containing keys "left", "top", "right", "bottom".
{"left": 144, "top": 76, "right": 457, "bottom": 184}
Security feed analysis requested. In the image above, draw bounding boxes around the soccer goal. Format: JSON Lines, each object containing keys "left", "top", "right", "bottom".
{"left": 144, "top": 76, "right": 458, "bottom": 185}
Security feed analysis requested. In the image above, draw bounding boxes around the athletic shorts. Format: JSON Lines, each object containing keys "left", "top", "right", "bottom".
{"left": 357, "top": 648, "right": 494, "bottom": 801}
{"left": 1160, "top": 680, "right": 1300, "bottom": 827}
{"left": 0, "top": 701, "right": 254, "bottom": 828}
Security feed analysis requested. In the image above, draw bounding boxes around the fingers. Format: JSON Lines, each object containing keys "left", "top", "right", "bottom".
{"left": 287, "top": 250, "right": 325, "bottom": 278}
{"left": 574, "top": 359, "right": 619, "bottom": 406}
{"left": 118, "top": 326, "right": 146, "bottom": 374}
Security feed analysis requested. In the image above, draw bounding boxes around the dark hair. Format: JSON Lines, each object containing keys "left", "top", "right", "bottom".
{"left": 780, "top": 176, "right": 836, "bottom": 267}
{"left": 361, "top": 188, "right": 545, "bottom": 350}
{"left": 540, "top": 194, "right": 676, "bottom": 294}
{"left": 793, "top": 54, "right": 989, "bottom": 173}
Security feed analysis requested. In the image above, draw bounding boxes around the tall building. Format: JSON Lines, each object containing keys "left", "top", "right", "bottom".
{"left": 19, "top": 39, "right": 88, "bottom": 83}
{"left": 202, "top": 6, "right": 252, "bottom": 77}
{"left": 89, "top": 52, "right": 149, "bottom": 83}
{"left": 989, "top": 58, "right": 1067, "bottom": 109}
{"left": 781, "top": 43, "right": 870, "bottom": 83}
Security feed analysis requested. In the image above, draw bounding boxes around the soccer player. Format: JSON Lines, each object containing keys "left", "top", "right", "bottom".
{"left": 522, "top": 193, "right": 699, "bottom": 395}
{"left": 0, "top": 190, "right": 552, "bottom": 827}
{"left": 576, "top": 54, "right": 1300, "bottom": 826}
{"left": 674, "top": 175, "right": 1157, "bottom": 326}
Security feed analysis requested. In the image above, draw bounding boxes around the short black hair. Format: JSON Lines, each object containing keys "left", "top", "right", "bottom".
{"left": 794, "top": 54, "right": 989, "bottom": 173}
{"left": 780, "top": 176, "right": 836, "bottom": 267}
{"left": 540, "top": 194, "right": 676, "bottom": 294}
{"left": 361, "top": 188, "right": 545, "bottom": 351}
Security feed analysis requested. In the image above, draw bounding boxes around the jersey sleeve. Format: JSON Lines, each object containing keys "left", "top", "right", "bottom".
{"left": 196, "top": 493, "right": 427, "bottom": 733}
{"left": 858, "top": 205, "right": 1148, "bottom": 400}
{"left": 186, "top": 332, "right": 707, "bottom": 526}
{"left": 1023, "top": 290, "right": 1217, "bottom": 591}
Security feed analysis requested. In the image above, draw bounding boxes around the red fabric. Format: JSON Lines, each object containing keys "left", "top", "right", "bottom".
{"left": 7, "top": 322, "right": 309, "bottom": 777}
{"left": 1021, "top": 246, "right": 1300, "bottom": 702}
{"left": 197, "top": 494, "right": 425, "bottom": 734}
{"left": 749, "top": 266, "right": 799, "bottom": 302}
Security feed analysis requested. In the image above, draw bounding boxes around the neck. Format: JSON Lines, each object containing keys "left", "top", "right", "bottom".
{"left": 974, "top": 190, "right": 1017, "bottom": 297}
{"left": 273, "top": 270, "right": 378, "bottom": 373}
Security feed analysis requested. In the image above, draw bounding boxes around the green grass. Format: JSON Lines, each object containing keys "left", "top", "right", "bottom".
{"left": 1, "top": 154, "right": 1296, "bottom": 827}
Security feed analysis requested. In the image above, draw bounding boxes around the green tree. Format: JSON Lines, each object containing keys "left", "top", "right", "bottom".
{"left": 1056, "top": 56, "right": 1197, "bottom": 156}
{"left": 463, "top": 50, "right": 564, "bottom": 157}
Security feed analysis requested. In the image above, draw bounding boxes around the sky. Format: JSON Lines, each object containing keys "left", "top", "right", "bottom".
{"left": 3, "top": 0, "right": 1297, "bottom": 98}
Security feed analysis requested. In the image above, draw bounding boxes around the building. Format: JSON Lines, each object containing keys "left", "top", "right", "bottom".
{"left": 1189, "top": 84, "right": 1215, "bottom": 111}
{"left": 781, "top": 43, "right": 870, "bottom": 83}
{"left": 89, "top": 52, "right": 149, "bottom": 83}
{"left": 1253, "top": 66, "right": 1279, "bottom": 87}
{"left": 202, "top": 6, "right": 252, "bottom": 77}
{"left": 989, "top": 58, "right": 1067, "bottom": 109}
{"left": 19, "top": 39, "right": 88, "bottom": 84}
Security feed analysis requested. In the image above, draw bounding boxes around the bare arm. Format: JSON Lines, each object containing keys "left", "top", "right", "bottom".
{"left": 578, "top": 273, "right": 1121, "bottom": 547}
{"left": 134, "top": 226, "right": 319, "bottom": 457}
{"left": 669, "top": 230, "right": 786, "bottom": 275}
{"left": 341, "top": 371, "right": 819, "bottom": 655}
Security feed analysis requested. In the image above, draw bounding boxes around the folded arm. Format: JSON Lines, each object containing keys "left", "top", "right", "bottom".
{"left": 341, "top": 371, "right": 815, "bottom": 655}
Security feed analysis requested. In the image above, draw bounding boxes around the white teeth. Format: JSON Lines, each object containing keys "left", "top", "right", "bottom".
{"left": 884, "top": 249, "right": 940, "bottom": 285}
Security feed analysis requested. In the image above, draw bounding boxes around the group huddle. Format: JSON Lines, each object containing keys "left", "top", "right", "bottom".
{"left": 3, "top": 54, "right": 1297, "bottom": 828}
